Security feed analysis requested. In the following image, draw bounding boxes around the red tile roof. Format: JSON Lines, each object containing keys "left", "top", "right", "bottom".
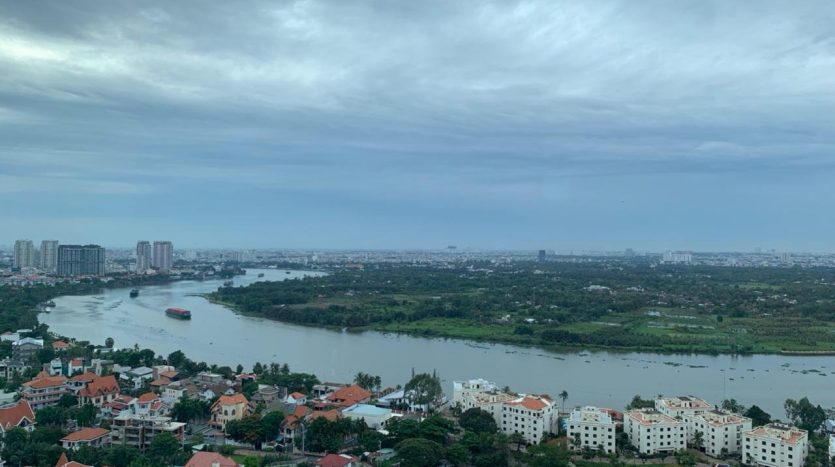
{"left": 289, "top": 391, "right": 306, "bottom": 399}
{"left": 69, "top": 372, "right": 97, "bottom": 383}
{"left": 310, "top": 409, "right": 342, "bottom": 422}
{"left": 159, "top": 370, "right": 179, "bottom": 379}
{"left": 52, "top": 341, "right": 71, "bottom": 350}
{"left": 55, "top": 453, "right": 92, "bottom": 467}
{"left": 215, "top": 393, "right": 249, "bottom": 406}
{"left": 23, "top": 374, "right": 67, "bottom": 390}
{"left": 61, "top": 427, "right": 109, "bottom": 442}
{"left": 78, "top": 375, "right": 119, "bottom": 398}
{"left": 0, "top": 401, "right": 35, "bottom": 429}
{"left": 137, "top": 392, "right": 159, "bottom": 403}
{"left": 318, "top": 453, "right": 359, "bottom": 467}
{"left": 185, "top": 452, "right": 237, "bottom": 467}
{"left": 326, "top": 384, "right": 371, "bottom": 406}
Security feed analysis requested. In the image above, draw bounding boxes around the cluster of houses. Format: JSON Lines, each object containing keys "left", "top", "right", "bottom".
{"left": 453, "top": 378, "right": 812, "bottom": 467}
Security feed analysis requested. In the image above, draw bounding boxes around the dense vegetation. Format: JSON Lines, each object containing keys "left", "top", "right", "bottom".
{"left": 209, "top": 260, "right": 835, "bottom": 354}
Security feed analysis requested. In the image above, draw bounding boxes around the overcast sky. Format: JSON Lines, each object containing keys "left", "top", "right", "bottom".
{"left": 1, "top": 1, "right": 834, "bottom": 251}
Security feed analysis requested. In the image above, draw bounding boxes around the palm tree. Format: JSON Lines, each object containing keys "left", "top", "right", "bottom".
{"left": 559, "top": 390, "right": 569, "bottom": 413}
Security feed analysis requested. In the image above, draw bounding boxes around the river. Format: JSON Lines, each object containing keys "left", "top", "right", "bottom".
{"left": 40, "top": 268, "right": 833, "bottom": 416}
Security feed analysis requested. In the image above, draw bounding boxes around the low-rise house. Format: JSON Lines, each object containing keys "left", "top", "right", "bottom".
{"left": 286, "top": 392, "right": 307, "bottom": 405}
{"left": 52, "top": 341, "right": 71, "bottom": 352}
{"left": 110, "top": 412, "right": 186, "bottom": 452}
{"left": 318, "top": 454, "right": 360, "bottom": 467}
{"left": 20, "top": 372, "right": 68, "bottom": 410}
{"left": 77, "top": 374, "right": 120, "bottom": 408}
{"left": 326, "top": 384, "right": 371, "bottom": 407}
{"left": 689, "top": 409, "right": 752, "bottom": 457}
{"left": 312, "top": 382, "right": 347, "bottom": 398}
{"left": 185, "top": 452, "right": 237, "bottom": 467}
{"left": 624, "top": 409, "right": 686, "bottom": 455}
{"left": 0, "top": 400, "right": 36, "bottom": 433}
{"left": 499, "top": 394, "right": 557, "bottom": 444}
{"left": 47, "top": 358, "right": 63, "bottom": 376}
{"left": 122, "top": 366, "right": 154, "bottom": 389}
{"left": 66, "top": 358, "right": 85, "bottom": 375}
{"left": 0, "top": 358, "right": 28, "bottom": 380}
{"left": 282, "top": 405, "right": 312, "bottom": 441}
{"left": 196, "top": 371, "right": 224, "bottom": 385}
{"left": 134, "top": 392, "right": 167, "bottom": 417}
{"left": 343, "top": 404, "right": 393, "bottom": 429}
{"left": 12, "top": 337, "right": 43, "bottom": 362}
{"left": 252, "top": 384, "right": 286, "bottom": 407}
{"left": 210, "top": 393, "right": 251, "bottom": 431}
{"left": 567, "top": 406, "right": 617, "bottom": 454}
{"left": 742, "top": 423, "right": 808, "bottom": 467}
{"left": 105, "top": 395, "right": 135, "bottom": 417}
{"left": 61, "top": 427, "right": 110, "bottom": 450}
{"left": 55, "top": 452, "right": 92, "bottom": 467}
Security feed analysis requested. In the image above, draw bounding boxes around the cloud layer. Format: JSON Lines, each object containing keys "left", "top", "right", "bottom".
{"left": 2, "top": 0, "right": 834, "bottom": 250}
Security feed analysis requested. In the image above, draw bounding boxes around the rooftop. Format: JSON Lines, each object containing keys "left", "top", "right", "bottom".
{"left": 61, "top": 427, "right": 110, "bottom": 442}
{"left": 570, "top": 406, "right": 615, "bottom": 424}
{"left": 747, "top": 423, "right": 808, "bottom": 445}
{"left": 656, "top": 395, "right": 712, "bottom": 410}
{"left": 627, "top": 409, "right": 682, "bottom": 426}
{"left": 343, "top": 404, "right": 392, "bottom": 417}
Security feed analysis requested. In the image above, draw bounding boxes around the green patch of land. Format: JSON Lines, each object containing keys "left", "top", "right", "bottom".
{"left": 208, "top": 261, "right": 835, "bottom": 354}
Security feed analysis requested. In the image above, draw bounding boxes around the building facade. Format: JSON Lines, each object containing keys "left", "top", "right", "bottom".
{"left": 136, "top": 241, "right": 152, "bottom": 272}
{"left": 689, "top": 410, "right": 752, "bottom": 457}
{"left": 20, "top": 374, "right": 68, "bottom": 410}
{"left": 567, "top": 406, "right": 617, "bottom": 454}
{"left": 743, "top": 424, "right": 808, "bottom": 467}
{"left": 499, "top": 395, "right": 557, "bottom": 445}
{"left": 624, "top": 409, "right": 686, "bottom": 455}
{"left": 57, "top": 244, "right": 106, "bottom": 276}
{"left": 39, "top": 240, "right": 59, "bottom": 272}
{"left": 152, "top": 241, "right": 173, "bottom": 271}
{"left": 210, "top": 393, "right": 251, "bottom": 431}
{"left": 110, "top": 413, "right": 185, "bottom": 452}
{"left": 13, "top": 239, "right": 35, "bottom": 269}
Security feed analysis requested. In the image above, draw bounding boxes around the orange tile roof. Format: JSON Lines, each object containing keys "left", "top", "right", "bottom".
{"left": 326, "top": 384, "right": 371, "bottom": 406}
{"left": 61, "top": 427, "right": 109, "bottom": 442}
{"left": 310, "top": 408, "right": 342, "bottom": 422}
{"left": 150, "top": 378, "right": 170, "bottom": 387}
{"left": 55, "top": 453, "right": 93, "bottom": 467}
{"left": 23, "top": 374, "right": 67, "bottom": 390}
{"left": 78, "top": 375, "right": 119, "bottom": 398}
{"left": 318, "top": 453, "right": 359, "bottom": 467}
{"left": 52, "top": 341, "right": 71, "bottom": 350}
{"left": 507, "top": 395, "right": 551, "bottom": 411}
{"left": 215, "top": 393, "right": 249, "bottom": 406}
{"left": 159, "top": 370, "right": 178, "bottom": 379}
{"left": 0, "top": 401, "right": 35, "bottom": 429}
{"left": 69, "top": 372, "right": 97, "bottom": 383}
{"left": 185, "top": 452, "right": 237, "bottom": 467}
{"left": 137, "top": 392, "right": 159, "bottom": 403}
{"left": 289, "top": 392, "right": 306, "bottom": 399}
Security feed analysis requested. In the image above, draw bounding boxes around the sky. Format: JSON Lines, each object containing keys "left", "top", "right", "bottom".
{"left": 1, "top": 1, "right": 834, "bottom": 251}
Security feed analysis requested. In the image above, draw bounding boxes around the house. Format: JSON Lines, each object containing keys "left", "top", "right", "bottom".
{"left": 688, "top": 409, "right": 752, "bottom": 457}
{"left": 134, "top": 392, "right": 167, "bottom": 416}
{"left": 20, "top": 372, "right": 68, "bottom": 410}
{"left": 742, "top": 423, "right": 808, "bottom": 467}
{"left": 110, "top": 412, "right": 186, "bottom": 452}
{"left": 499, "top": 395, "right": 557, "bottom": 444}
{"left": 68, "top": 372, "right": 97, "bottom": 393}
{"left": 252, "top": 384, "right": 286, "bottom": 407}
{"left": 52, "top": 341, "right": 71, "bottom": 352}
{"left": 282, "top": 405, "right": 313, "bottom": 441}
{"left": 47, "top": 358, "right": 63, "bottom": 376}
{"left": 55, "top": 453, "right": 92, "bottom": 467}
{"left": 342, "top": 404, "right": 393, "bottom": 429}
{"left": 0, "top": 400, "right": 36, "bottom": 433}
{"left": 105, "top": 395, "right": 135, "bottom": 417}
{"left": 210, "top": 393, "right": 251, "bottom": 431}
{"left": 77, "top": 374, "right": 120, "bottom": 407}
{"left": 122, "top": 366, "right": 154, "bottom": 389}
{"left": 318, "top": 453, "right": 360, "bottom": 467}
{"left": 185, "top": 451, "right": 238, "bottom": 467}
{"left": 66, "top": 358, "right": 85, "bottom": 375}
{"left": 61, "top": 427, "right": 110, "bottom": 450}
{"left": 312, "top": 382, "right": 347, "bottom": 398}
{"left": 452, "top": 378, "right": 514, "bottom": 417}
{"left": 0, "top": 358, "right": 28, "bottom": 380}
{"left": 567, "top": 406, "right": 617, "bottom": 454}
{"left": 196, "top": 371, "right": 224, "bottom": 385}
{"left": 326, "top": 384, "right": 371, "bottom": 407}
{"left": 162, "top": 379, "right": 199, "bottom": 405}
{"left": 286, "top": 392, "right": 307, "bottom": 405}
{"left": 624, "top": 409, "right": 686, "bottom": 455}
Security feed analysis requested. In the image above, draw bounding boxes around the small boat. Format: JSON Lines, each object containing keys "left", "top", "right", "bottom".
{"left": 285, "top": 271, "right": 291, "bottom": 274}
{"left": 129, "top": 289, "right": 139, "bottom": 298}
{"left": 45, "top": 300, "right": 56, "bottom": 307}
{"left": 223, "top": 280, "right": 234, "bottom": 287}
{"left": 257, "top": 273, "right": 265, "bottom": 278}
{"left": 165, "top": 307, "right": 192, "bottom": 320}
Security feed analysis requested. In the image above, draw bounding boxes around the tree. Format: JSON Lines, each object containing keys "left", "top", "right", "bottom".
{"left": 525, "top": 443, "right": 570, "bottom": 467}
{"left": 395, "top": 438, "right": 444, "bottom": 467}
{"left": 405, "top": 372, "right": 443, "bottom": 410}
{"left": 559, "top": 390, "right": 569, "bottom": 413}
{"left": 227, "top": 415, "right": 266, "bottom": 449}
{"left": 236, "top": 363, "right": 244, "bottom": 374}
{"left": 105, "top": 337, "right": 115, "bottom": 348}
{"left": 445, "top": 443, "right": 470, "bottom": 466}
{"left": 167, "top": 350, "right": 186, "bottom": 368}
{"left": 722, "top": 398, "right": 745, "bottom": 414}
{"left": 675, "top": 449, "right": 697, "bottom": 467}
{"left": 744, "top": 405, "right": 772, "bottom": 427}
{"left": 58, "top": 393, "right": 79, "bottom": 408}
{"left": 785, "top": 397, "right": 827, "bottom": 432}
{"left": 261, "top": 410, "right": 285, "bottom": 441}
{"left": 459, "top": 408, "right": 497, "bottom": 434}
{"left": 508, "top": 432, "right": 526, "bottom": 451}
{"left": 625, "top": 395, "right": 654, "bottom": 410}
{"left": 693, "top": 430, "right": 704, "bottom": 451}
{"left": 147, "top": 431, "right": 181, "bottom": 464}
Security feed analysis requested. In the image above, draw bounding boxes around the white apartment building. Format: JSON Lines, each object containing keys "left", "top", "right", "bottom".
{"left": 152, "top": 241, "right": 173, "bottom": 271}
{"left": 689, "top": 410, "right": 752, "bottom": 457}
{"left": 625, "top": 409, "right": 686, "bottom": 455}
{"left": 14, "top": 240, "right": 35, "bottom": 269}
{"left": 567, "top": 406, "right": 617, "bottom": 454}
{"left": 742, "top": 424, "right": 808, "bottom": 467}
{"left": 499, "top": 395, "right": 557, "bottom": 445}
{"left": 136, "top": 241, "right": 152, "bottom": 272}
{"left": 39, "top": 240, "right": 58, "bottom": 272}
{"left": 452, "top": 378, "right": 514, "bottom": 419}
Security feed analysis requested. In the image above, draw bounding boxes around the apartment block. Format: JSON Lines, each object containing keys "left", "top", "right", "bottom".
{"left": 742, "top": 423, "right": 808, "bottom": 467}
{"left": 499, "top": 395, "right": 557, "bottom": 445}
{"left": 624, "top": 409, "right": 686, "bottom": 455}
{"left": 567, "top": 406, "right": 617, "bottom": 454}
{"left": 689, "top": 409, "right": 752, "bottom": 457}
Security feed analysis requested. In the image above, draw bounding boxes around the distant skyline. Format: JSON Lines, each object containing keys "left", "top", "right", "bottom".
{"left": 2, "top": 1, "right": 834, "bottom": 251}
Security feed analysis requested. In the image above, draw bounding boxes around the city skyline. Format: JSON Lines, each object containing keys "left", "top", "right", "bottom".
{"left": 2, "top": 1, "right": 835, "bottom": 251}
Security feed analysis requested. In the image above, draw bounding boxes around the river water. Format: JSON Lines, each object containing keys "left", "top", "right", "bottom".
{"left": 40, "top": 268, "right": 834, "bottom": 416}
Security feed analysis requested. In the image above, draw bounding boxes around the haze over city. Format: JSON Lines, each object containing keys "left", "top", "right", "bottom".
{"left": 2, "top": 1, "right": 834, "bottom": 250}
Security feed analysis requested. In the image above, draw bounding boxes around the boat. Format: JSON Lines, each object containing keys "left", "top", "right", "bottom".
{"left": 129, "top": 289, "right": 139, "bottom": 298}
{"left": 285, "top": 271, "right": 291, "bottom": 274}
{"left": 223, "top": 280, "right": 234, "bottom": 287}
{"left": 45, "top": 300, "right": 56, "bottom": 307}
{"left": 165, "top": 307, "right": 192, "bottom": 320}
{"left": 257, "top": 273, "right": 265, "bottom": 278}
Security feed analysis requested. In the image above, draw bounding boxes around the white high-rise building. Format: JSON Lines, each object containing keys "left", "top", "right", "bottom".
{"left": 152, "top": 241, "right": 173, "bottom": 271}
{"left": 568, "top": 406, "right": 617, "bottom": 454}
{"left": 499, "top": 395, "right": 557, "bottom": 445}
{"left": 136, "top": 241, "right": 152, "bottom": 272}
{"left": 13, "top": 240, "right": 35, "bottom": 269}
{"left": 39, "top": 240, "right": 58, "bottom": 272}
{"left": 742, "top": 423, "right": 808, "bottom": 467}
